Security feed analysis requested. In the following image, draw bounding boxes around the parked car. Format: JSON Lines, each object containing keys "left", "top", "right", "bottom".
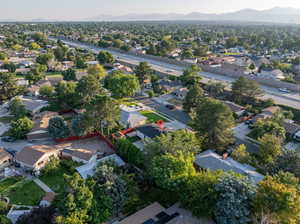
{"left": 1, "top": 136, "right": 15, "bottom": 142}
{"left": 279, "top": 88, "right": 290, "bottom": 93}
{"left": 166, "top": 104, "right": 175, "bottom": 110}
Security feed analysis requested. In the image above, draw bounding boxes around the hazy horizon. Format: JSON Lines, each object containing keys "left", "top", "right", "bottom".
{"left": 1, "top": 0, "right": 300, "bottom": 21}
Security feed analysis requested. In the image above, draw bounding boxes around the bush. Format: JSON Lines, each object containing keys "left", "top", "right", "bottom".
{"left": 116, "top": 139, "right": 144, "bottom": 167}
{"left": 48, "top": 116, "right": 70, "bottom": 139}
{"left": 71, "top": 114, "right": 89, "bottom": 137}
{"left": 0, "top": 215, "right": 11, "bottom": 224}
{"left": 0, "top": 200, "right": 8, "bottom": 214}
{"left": 9, "top": 117, "right": 33, "bottom": 139}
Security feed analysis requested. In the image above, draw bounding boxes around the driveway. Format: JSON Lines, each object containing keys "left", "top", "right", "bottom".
{"left": 234, "top": 123, "right": 259, "bottom": 153}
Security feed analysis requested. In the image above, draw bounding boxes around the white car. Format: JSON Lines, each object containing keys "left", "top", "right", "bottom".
{"left": 279, "top": 88, "right": 290, "bottom": 93}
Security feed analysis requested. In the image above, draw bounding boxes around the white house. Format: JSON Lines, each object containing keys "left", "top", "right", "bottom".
{"left": 120, "top": 110, "right": 147, "bottom": 128}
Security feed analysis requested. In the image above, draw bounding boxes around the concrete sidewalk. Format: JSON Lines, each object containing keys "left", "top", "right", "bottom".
{"left": 33, "top": 178, "right": 54, "bottom": 193}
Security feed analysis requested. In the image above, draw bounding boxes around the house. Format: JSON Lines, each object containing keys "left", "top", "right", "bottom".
{"left": 39, "top": 192, "right": 55, "bottom": 207}
{"left": 0, "top": 148, "right": 12, "bottom": 171}
{"left": 116, "top": 202, "right": 212, "bottom": 224}
{"left": 45, "top": 76, "right": 64, "bottom": 86}
{"left": 27, "top": 80, "right": 52, "bottom": 97}
{"left": 76, "top": 154, "right": 125, "bottom": 179}
{"left": 222, "top": 101, "right": 245, "bottom": 117}
{"left": 252, "top": 106, "right": 281, "bottom": 123}
{"left": 61, "top": 148, "right": 97, "bottom": 164}
{"left": 15, "top": 145, "right": 59, "bottom": 171}
{"left": 195, "top": 150, "right": 264, "bottom": 184}
{"left": 157, "top": 79, "right": 182, "bottom": 92}
{"left": 26, "top": 111, "right": 58, "bottom": 141}
{"left": 120, "top": 108, "right": 147, "bottom": 128}
{"left": 282, "top": 119, "right": 300, "bottom": 137}
{"left": 18, "top": 96, "right": 49, "bottom": 115}
{"left": 172, "top": 88, "right": 188, "bottom": 100}
{"left": 136, "top": 125, "right": 164, "bottom": 141}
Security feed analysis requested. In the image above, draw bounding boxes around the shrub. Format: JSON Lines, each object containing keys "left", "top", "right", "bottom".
{"left": 48, "top": 116, "right": 70, "bottom": 139}
{"left": 9, "top": 117, "right": 33, "bottom": 139}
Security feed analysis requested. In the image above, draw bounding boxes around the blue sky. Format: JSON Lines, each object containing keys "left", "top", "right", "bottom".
{"left": 1, "top": 0, "right": 300, "bottom": 20}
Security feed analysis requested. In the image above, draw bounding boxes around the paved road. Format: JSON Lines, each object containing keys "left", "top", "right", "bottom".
{"left": 55, "top": 38, "right": 300, "bottom": 109}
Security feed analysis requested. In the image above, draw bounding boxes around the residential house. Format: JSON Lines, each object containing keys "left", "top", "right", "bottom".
{"left": 222, "top": 101, "right": 245, "bottom": 117}
{"left": 61, "top": 148, "right": 97, "bottom": 164}
{"left": 0, "top": 148, "right": 12, "bottom": 171}
{"left": 252, "top": 106, "right": 281, "bottom": 123}
{"left": 15, "top": 145, "right": 59, "bottom": 171}
{"left": 76, "top": 154, "right": 125, "bottom": 179}
{"left": 195, "top": 150, "right": 264, "bottom": 184}
{"left": 18, "top": 96, "right": 49, "bottom": 115}
{"left": 136, "top": 125, "right": 164, "bottom": 141}
{"left": 156, "top": 79, "right": 182, "bottom": 93}
{"left": 27, "top": 80, "right": 52, "bottom": 97}
{"left": 282, "top": 119, "right": 300, "bottom": 138}
{"left": 120, "top": 106, "right": 147, "bottom": 128}
{"left": 26, "top": 111, "right": 58, "bottom": 141}
{"left": 45, "top": 76, "right": 64, "bottom": 86}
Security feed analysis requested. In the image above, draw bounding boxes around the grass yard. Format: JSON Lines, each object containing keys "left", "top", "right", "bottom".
{"left": 40, "top": 170, "right": 67, "bottom": 194}
{"left": 140, "top": 110, "right": 168, "bottom": 123}
{"left": 0, "top": 177, "right": 23, "bottom": 192}
{"left": 5, "top": 180, "right": 45, "bottom": 206}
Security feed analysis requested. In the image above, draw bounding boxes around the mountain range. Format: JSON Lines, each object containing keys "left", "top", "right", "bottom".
{"left": 87, "top": 7, "right": 300, "bottom": 24}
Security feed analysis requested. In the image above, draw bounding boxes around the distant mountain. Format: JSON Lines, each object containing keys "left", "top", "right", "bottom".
{"left": 87, "top": 7, "right": 300, "bottom": 24}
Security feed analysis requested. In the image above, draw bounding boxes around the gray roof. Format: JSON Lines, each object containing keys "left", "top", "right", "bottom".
{"left": 195, "top": 150, "right": 264, "bottom": 184}
{"left": 120, "top": 111, "right": 147, "bottom": 127}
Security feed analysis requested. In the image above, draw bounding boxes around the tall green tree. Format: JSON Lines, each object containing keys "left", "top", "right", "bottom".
{"left": 9, "top": 97, "right": 27, "bottom": 119}
{"left": 62, "top": 68, "right": 77, "bottom": 81}
{"left": 183, "top": 84, "right": 204, "bottom": 112}
{"left": 134, "top": 62, "right": 153, "bottom": 86}
{"left": 54, "top": 81, "right": 78, "bottom": 109}
{"left": 180, "top": 65, "right": 202, "bottom": 87}
{"left": 97, "top": 51, "right": 114, "bottom": 65}
{"left": 9, "top": 117, "right": 33, "bottom": 139}
{"left": 0, "top": 73, "right": 20, "bottom": 101}
{"left": 191, "top": 98, "right": 235, "bottom": 151}
{"left": 104, "top": 72, "right": 140, "bottom": 98}
{"left": 87, "top": 64, "right": 107, "bottom": 80}
{"left": 257, "top": 134, "right": 282, "bottom": 166}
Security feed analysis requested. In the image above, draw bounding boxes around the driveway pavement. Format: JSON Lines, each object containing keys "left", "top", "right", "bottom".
{"left": 234, "top": 123, "right": 259, "bottom": 153}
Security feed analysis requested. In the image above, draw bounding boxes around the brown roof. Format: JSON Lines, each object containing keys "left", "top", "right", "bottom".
{"left": 262, "top": 106, "right": 281, "bottom": 115}
{"left": 15, "top": 145, "right": 58, "bottom": 166}
{"left": 119, "top": 202, "right": 165, "bottom": 224}
{"left": 62, "top": 148, "right": 95, "bottom": 161}
{"left": 0, "top": 148, "right": 12, "bottom": 163}
{"left": 31, "top": 111, "right": 58, "bottom": 131}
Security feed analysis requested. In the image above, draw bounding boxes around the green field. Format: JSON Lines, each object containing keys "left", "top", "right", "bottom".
{"left": 0, "top": 178, "right": 45, "bottom": 206}
{"left": 140, "top": 110, "right": 168, "bottom": 123}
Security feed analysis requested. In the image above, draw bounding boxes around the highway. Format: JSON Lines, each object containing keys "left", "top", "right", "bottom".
{"left": 56, "top": 38, "right": 300, "bottom": 109}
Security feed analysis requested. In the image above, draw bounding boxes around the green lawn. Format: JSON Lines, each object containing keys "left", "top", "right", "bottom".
{"left": 0, "top": 177, "right": 23, "bottom": 192}
{"left": 140, "top": 110, "right": 168, "bottom": 123}
{"left": 40, "top": 170, "right": 67, "bottom": 194}
{"left": 5, "top": 180, "right": 45, "bottom": 206}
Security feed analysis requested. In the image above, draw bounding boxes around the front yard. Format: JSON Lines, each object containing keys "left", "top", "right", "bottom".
{"left": 0, "top": 177, "right": 45, "bottom": 206}
{"left": 140, "top": 110, "right": 168, "bottom": 123}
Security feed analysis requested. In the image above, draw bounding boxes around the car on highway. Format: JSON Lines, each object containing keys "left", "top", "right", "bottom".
{"left": 278, "top": 88, "right": 290, "bottom": 93}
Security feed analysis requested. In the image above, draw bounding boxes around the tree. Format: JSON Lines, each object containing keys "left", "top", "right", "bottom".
{"left": 148, "top": 152, "right": 196, "bottom": 191}
{"left": 180, "top": 170, "right": 223, "bottom": 217}
{"left": 183, "top": 84, "right": 204, "bottom": 112}
{"left": 29, "top": 42, "right": 41, "bottom": 50}
{"left": 231, "top": 144, "right": 253, "bottom": 164}
{"left": 0, "top": 52, "right": 8, "bottom": 60}
{"left": 26, "top": 64, "right": 47, "bottom": 84}
{"left": 71, "top": 114, "right": 91, "bottom": 137}
{"left": 16, "top": 206, "right": 56, "bottom": 224}
{"left": 97, "top": 51, "right": 114, "bottom": 65}
{"left": 232, "top": 77, "right": 264, "bottom": 103}
{"left": 48, "top": 116, "right": 70, "bottom": 139}
{"left": 104, "top": 72, "right": 140, "bottom": 98}
{"left": 0, "top": 215, "right": 12, "bottom": 224}
{"left": 252, "top": 175, "right": 300, "bottom": 224}
{"left": 9, "top": 117, "right": 33, "bottom": 139}
{"left": 205, "top": 81, "right": 226, "bottom": 98}
{"left": 87, "top": 64, "right": 107, "bottom": 80}
{"left": 144, "top": 129, "right": 202, "bottom": 160}
{"left": 3, "top": 62, "right": 16, "bottom": 73}
{"left": 180, "top": 65, "right": 202, "bottom": 87}
{"left": 36, "top": 53, "right": 53, "bottom": 66}
{"left": 75, "top": 56, "right": 87, "bottom": 69}
{"left": 39, "top": 85, "right": 54, "bottom": 98}
{"left": 0, "top": 73, "right": 20, "bottom": 101}
{"left": 134, "top": 62, "right": 153, "bottom": 86}
{"left": 251, "top": 120, "right": 286, "bottom": 140}
{"left": 54, "top": 81, "right": 78, "bottom": 109}
{"left": 62, "top": 68, "right": 77, "bottom": 81}
{"left": 54, "top": 46, "right": 68, "bottom": 61}
{"left": 257, "top": 134, "right": 282, "bottom": 166}
{"left": 272, "top": 150, "right": 300, "bottom": 178}
{"left": 57, "top": 173, "right": 93, "bottom": 224}
{"left": 116, "top": 139, "right": 144, "bottom": 167}
{"left": 249, "top": 63, "right": 256, "bottom": 71}
{"left": 191, "top": 98, "right": 235, "bottom": 151}
{"left": 9, "top": 97, "right": 27, "bottom": 119}
{"left": 76, "top": 74, "right": 105, "bottom": 105}
{"left": 93, "top": 162, "right": 128, "bottom": 217}
{"left": 84, "top": 95, "right": 120, "bottom": 135}
{"left": 214, "top": 173, "right": 256, "bottom": 224}
{"left": 181, "top": 48, "right": 194, "bottom": 59}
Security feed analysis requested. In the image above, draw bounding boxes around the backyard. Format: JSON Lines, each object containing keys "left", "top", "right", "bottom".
{"left": 140, "top": 110, "right": 168, "bottom": 123}
{"left": 0, "top": 177, "right": 45, "bottom": 206}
